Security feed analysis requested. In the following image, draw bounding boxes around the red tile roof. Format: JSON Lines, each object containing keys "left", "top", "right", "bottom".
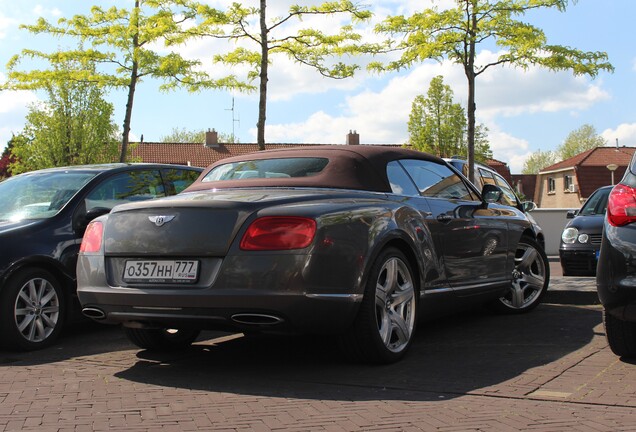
{"left": 541, "top": 146, "right": 636, "bottom": 172}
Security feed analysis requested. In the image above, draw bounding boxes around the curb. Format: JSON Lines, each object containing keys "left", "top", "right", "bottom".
{"left": 545, "top": 276, "right": 599, "bottom": 306}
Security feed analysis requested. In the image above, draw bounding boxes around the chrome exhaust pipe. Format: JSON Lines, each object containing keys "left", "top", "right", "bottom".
{"left": 82, "top": 307, "right": 106, "bottom": 320}
{"left": 231, "top": 313, "right": 284, "bottom": 326}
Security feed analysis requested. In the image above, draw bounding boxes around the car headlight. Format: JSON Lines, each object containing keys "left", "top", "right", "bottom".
{"left": 562, "top": 227, "right": 579, "bottom": 244}
{"left": 578, "top": 233, "right": 589, "bottom": 243}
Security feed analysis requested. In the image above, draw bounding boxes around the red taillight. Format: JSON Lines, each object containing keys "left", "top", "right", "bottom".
{"left": 607, "top": 184, "right": 636, "bottom": 227}
{"left": 80, "top": 221, "right": 103, "bottom": 253}
{"left": 240, "top": 217, "right": 316, "bottom": 251}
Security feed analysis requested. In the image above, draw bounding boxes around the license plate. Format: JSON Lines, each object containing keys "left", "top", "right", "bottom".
{"left": 123, "top": 260, "right": 199, "bottom": 283}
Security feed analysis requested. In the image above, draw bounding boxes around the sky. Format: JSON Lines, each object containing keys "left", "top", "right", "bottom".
{"left": 0, "top": 0, "right": 634, "bottom": 174}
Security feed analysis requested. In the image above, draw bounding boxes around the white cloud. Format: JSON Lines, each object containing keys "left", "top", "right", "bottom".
{"left": 601, "top": 123, "right": 636, "bottom": 148}
{"left": 0, "top": 88, "right": 38, "bottom": 149}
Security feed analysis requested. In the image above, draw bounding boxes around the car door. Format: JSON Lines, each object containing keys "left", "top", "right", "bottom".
{"left": 397, "top": 159, "right": 511, "bottom": 295}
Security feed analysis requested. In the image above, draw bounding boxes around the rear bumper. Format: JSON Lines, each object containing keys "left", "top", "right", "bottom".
{"left": 77, "top": 253, "right": 364, "bottom": 334}
{"left": 597, "top": 225, "right": 636, "bottom": 321}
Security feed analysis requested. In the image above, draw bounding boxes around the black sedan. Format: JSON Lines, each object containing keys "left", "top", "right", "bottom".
{"left": 77, "top": 146, "right": 549, "bottom": 364}
{"left": 0, "top": 163, "right": 202, "bottom": 350}
{"left": 597, "top": 152, "right": 636, "bottom": 357}
{"left": 559, "top": 185, "right": 612, "bottom": 276}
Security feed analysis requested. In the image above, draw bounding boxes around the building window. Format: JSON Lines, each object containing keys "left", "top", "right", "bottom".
{"left": 548, "top": 177, "right": 556, "bottom": 194}
{"left": 564, "top": 175, "right": 575, "bottom": 192}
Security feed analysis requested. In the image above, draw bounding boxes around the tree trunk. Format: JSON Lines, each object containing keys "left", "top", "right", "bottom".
{"left": 119, "top": 0, "right": 140, "bottom": 163}
{"left": 465, "top": 4, "right": 477, "bottom": 184}
{"left": 256, "top": 0, "right": 268, "bottom": 151}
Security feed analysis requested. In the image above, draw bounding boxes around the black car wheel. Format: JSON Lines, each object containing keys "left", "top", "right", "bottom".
{"left": 340, "top": 247, "right": 417, "bottom": 364}
{"left": 124, "top": 327, "right": 201, "bottom": 351}
{"left": 0, "top": 268, "right": 65, "bottom": 350}
{"left": 604, "top": 310, "right": 636, "bottom": 358}
{"left": 494, "top": 236, "right": 549, "bottom": 314}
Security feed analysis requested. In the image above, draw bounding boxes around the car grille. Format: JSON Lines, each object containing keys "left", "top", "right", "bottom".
{"left": 590, "top": 234, "right": 602, "bottom": 245}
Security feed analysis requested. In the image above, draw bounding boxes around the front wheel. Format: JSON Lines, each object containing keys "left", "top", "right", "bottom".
{"left": 493, "top": 236, "right": 549, "bottom": 314}
{"left": 0, "top": 268, "right": 66, "bottom": 351}
{"left": 124, "top": 327, "right": 200, "bottom": 351}
{"left": 604, "top": 310, "right": 636, "bottom": 358}
{"left": 339, "top": 247, "right": 418, "bottom": 364}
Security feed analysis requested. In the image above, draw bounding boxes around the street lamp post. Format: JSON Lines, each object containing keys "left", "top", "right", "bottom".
{"left": 607, "top": 163, "right": 619, "bottom": 185}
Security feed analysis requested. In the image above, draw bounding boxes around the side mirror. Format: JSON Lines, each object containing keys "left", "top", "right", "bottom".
{"left": 566, "top": 209, "right": 578, "bottom": 219}
{"left": 77, "top": 207, "right": 111, "bottom": 230}
{"left": 521, "top": 201, "right": 537, "bottom": 212}
{"left": 481, "top": 184, "right": 503, "bottom": 204}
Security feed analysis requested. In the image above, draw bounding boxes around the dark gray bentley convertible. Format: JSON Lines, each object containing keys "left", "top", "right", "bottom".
{"left": 77, "top": 146, "right": 549, "bottom": 363}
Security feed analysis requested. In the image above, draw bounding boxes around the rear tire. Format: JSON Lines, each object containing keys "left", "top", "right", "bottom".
{"left": 0, "top": 268, "right": 66, "bottom": 351}
{"left": 124, "top": 327, "right": 200, "bottom": 351}
{"left": 604, "top": 310, "right": 636, "bottom": 358}
{"left": 339, "top": 247, "right": 418, "bottom": 364}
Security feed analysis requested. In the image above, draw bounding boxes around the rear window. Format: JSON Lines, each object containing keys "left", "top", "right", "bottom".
{"left": 202, "top": 158, "right": 329, "bottom": 182}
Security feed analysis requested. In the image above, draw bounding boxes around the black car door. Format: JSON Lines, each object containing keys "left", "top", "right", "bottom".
{"left": 397, "top": 159, "right": 511, "bottom": 295}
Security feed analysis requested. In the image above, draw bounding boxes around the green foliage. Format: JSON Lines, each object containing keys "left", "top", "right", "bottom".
{"left": 557, "top": 124, "right": 606, "bottom": 159}
{"left": 9, "top": 62, "right": 119, "bottom": 175}
{"left": 522, "top": 150, "right": 558, "bottom": 174}
{"left": 0, "top": 136, "right": 22, "bottom": 179}
{"left": 374, "top": 0, "right": 613, "bottom": 182}
{"left": 181, "top": 0, "right": 373, "bottom": 149}
{"left": 408, "top": 76, "right": 492, "bottom": 162}
{"left": 3, "top": 1, "right": 249, "bottom": 162}
{"left": 160, "top": 128, "right": 236, "bottom": 143}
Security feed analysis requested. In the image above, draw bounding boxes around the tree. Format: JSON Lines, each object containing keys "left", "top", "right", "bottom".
{"left": 522, "top": 150, "right": 558, "bottom": 174}
{"left": 182, "top": 1, "right": 372, "bottom": 150}
{"left": 558, "top": 123, "right": 606, "bottom": 159}
{"left": 9, "top": 63, "right": 120, "bottom": 175}
{"left": 0, "top": 136, "right": 21, "bottom": 179}
{"left": 373, "top": 0, "right": 613, "bottom": 183}
{"left": 4, "top": 1, "right": 248, "bottom": 162}
{"left": 408, "top": 75, "right": 492, "bottom": 162}
{"left": 161, "top": 127, "right": 236, "bottom": 143}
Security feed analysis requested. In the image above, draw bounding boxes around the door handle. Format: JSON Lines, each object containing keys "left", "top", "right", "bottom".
{"left": 436, "top": 214, "right": 453, "bottom": 223}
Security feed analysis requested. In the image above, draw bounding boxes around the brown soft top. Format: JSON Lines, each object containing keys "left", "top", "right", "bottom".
{"left": 185, "top": 145, "right": 441, "bottom": 193}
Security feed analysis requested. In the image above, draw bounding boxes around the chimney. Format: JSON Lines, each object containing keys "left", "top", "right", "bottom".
{"left": 204, "top": 129, "right": 219, "bottom": 147}
{"left": 346, "top": 130, "right": 360, "bottom": 146}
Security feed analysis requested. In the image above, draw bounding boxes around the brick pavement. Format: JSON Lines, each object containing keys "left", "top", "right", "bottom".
{"left": 2, "top": 276, "right": 636, "bottom": 431}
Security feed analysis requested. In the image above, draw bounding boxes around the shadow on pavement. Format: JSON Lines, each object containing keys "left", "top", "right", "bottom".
{"left": 114, "top": 303, "right": 602, "bottom": 402}
{"left": 0, "top": 321, "right": 133, "bottom": 366}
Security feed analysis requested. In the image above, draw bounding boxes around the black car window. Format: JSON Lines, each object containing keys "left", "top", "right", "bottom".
{"left": 161, "top": 168, "right": 200, "bottom": 194}
{"left": 386, "top": 161, "right": 420, "bottom": 196}
{"left": 400, "top": 159, "right": 477, "bottom": 201}
{"left": 579, "top": 188, "right": 610, "bottom": 216}
{"left": 85, "top": 170, "right": 165, "bottom": 211}
{"left": 202, "top": 158, "right": 329, "bottom": 182}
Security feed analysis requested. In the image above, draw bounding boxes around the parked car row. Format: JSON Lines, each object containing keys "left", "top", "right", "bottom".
{"left": 1, "top": 148, "right": 551, "bottom": 364}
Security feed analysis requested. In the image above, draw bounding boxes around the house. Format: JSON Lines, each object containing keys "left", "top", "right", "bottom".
{"left": 511, "top": 174, "right": 537, "bottom": 203}
{"left": 534, "top": 146, "right": 636, "bottom": 208}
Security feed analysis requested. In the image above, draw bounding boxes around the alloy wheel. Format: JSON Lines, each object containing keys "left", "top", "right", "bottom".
{"left": 14, "top": 277, "right": 61, "bottom": 343}
{"left": 374, "top": 257, "right": 416, "bottom": 353}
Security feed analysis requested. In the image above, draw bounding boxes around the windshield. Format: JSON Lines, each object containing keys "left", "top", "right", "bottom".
{"left": 579, "top": 188, "right": 610, "bottom": 216}
{"left": 0, "top": 171, "right": 97, "bottom": 222}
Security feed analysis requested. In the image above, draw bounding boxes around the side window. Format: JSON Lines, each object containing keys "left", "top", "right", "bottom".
{"left": 400, "top": 159, "right": 478, "bottom": 201}
{"left": 162, "top": 168, "right": 200, "bottom": 195}
{"left": 478, "top": 168, "right": 496, "bottom": 188}
{"left": 493, "top": 173, "right": 518, "bottom": 207}
{"left": 386, "top": 161, "right": 420, "bottom": 196}
{"left": 85, "top": 170, "right": 165, "bottom": 211}
{"left": 548, "top": 177, "right": 556, "bottom": 193}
